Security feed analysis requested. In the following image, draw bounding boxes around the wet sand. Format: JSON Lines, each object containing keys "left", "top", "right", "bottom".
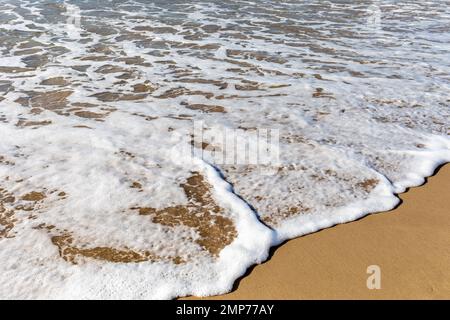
{"left": 189, "top": 163, "right": 450, "bottom": 299}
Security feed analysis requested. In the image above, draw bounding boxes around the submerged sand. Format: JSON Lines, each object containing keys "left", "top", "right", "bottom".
{"left": 189, "top": 164, "right": 450, "bottom": 299}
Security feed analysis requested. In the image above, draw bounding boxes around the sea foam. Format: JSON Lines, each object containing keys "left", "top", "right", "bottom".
{"left": 0, "top": 0, "right": 449, "bottom": 299}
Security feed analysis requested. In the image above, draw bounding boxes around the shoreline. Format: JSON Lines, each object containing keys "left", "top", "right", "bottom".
{"left": 187, "top": 163, "right": 450, "bottom": 299}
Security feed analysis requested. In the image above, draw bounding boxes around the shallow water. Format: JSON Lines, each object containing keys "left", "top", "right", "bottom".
{"left": 0, "top": 0, "right": 449, "bottom": 299}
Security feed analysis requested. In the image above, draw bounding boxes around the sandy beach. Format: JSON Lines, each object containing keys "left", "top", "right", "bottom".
{"left": 1, "top": 1, "right": 449, "bottom": 299}
{"left": 188, "top": 163, "right": 450, "bottom": 300}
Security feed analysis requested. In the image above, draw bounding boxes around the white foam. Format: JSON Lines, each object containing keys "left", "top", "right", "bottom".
{"left": 0, "top": 0, "right": 449, "bottom": 299}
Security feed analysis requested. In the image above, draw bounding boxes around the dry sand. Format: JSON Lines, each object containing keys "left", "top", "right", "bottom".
{"left": 188, "top": 163, "right": 450, "bottom": 300}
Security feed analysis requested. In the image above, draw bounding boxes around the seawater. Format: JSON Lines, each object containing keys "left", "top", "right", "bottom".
{"left": 0, "top": 0, "right": 449, "bottom": 299}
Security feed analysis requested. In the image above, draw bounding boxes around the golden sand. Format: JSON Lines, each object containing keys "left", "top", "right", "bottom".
{"left": 137, "top": 172, "right": 236, "bottom": 256}
{"left": 183, "top": 103, "right": 226, "bottom": 113}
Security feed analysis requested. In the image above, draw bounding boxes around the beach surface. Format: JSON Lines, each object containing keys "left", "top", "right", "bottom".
{"left": 188, "top": 164, "right": 450, "bottom": 299}
{"left": 1, "top": 1, "right": 449, "bottom": 299}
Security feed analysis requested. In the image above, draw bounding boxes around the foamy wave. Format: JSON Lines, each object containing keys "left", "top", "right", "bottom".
{"left": 0, "top": 0, "right": 449, "bottom": 299}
